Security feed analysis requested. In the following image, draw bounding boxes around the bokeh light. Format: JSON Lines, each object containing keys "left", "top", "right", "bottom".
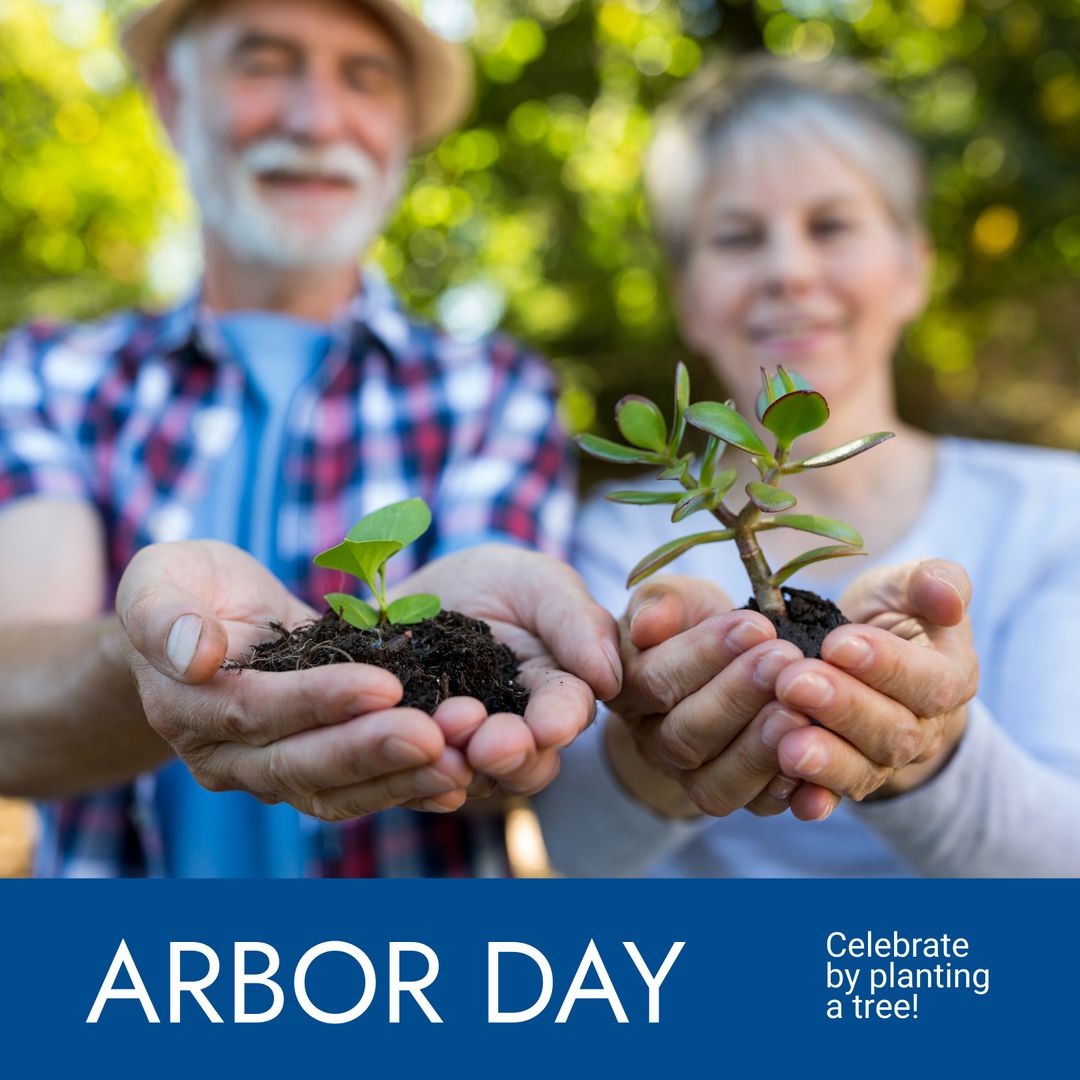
{"left": 0, "top": 0, "right": 1076, "bottom": 456}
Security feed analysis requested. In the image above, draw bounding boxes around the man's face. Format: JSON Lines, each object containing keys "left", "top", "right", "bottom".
{"left": 162, "top": 0, "right": 414, "bottom": 269}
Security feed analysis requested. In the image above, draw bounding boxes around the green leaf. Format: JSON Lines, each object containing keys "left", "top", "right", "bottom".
{"left": 626, "top": 529, "right": 734, "bottom": 587}
{"left": 658, "top": 455, "right": 693, "bottom": 482}
{"left": 709, "top": 468, "right": 738, "bottom": 500}
{"left": 700, "top": 435, "right": 724, "bottom": 484}
{"left": 770, "top": 545, "right": 868, "bottom": 587}
{"left": 787, "top": 432, "right": 894, "bottom": 470}
{"left": 756, "top": 514, "right": 863, "bottom": 546}
{"left": 746, "top": 482, "right": 797, "bottom": 513}
{"left": 314, "top": 541, "right": 363, "bottom": 578}
{"left": 387, "top": 593, "right": 441, "bottom": 624}
{"left": 615, "top": 395, "right": 668, "bottom": 452}
{"left": 671, "top": 470, "right": 738, "bottom": 523}
{"left": 314, "top": 539, "right": 403, "bottom": 594}
{"left": 760, "top": 391, "right": 829, "bottom": 449}
{"left": 756, "top": 368, "right": 812, "bottom": 421}
{"left": 757, "top": 367, "right": 776, "bottom": 419}
{"left": 606, "top": 490, "right": 683, "bottom": 505}
{"left": 347, "top": 541, "right": 403, "bottom": 592}
{"left": 685, "top": 401, "right": 769, "bottom": 458}
{"left": 671, "top": 488, "right": 713, "bottom": 523}
{"left": 669, "top": 362, "right": 691, "bottom": 453}
{"left": 347, "top": 498, "right": 431, "bottom": 548}
{"left": 575, "top": 434, "right": 664, "bottom": 465}
{"left": 325, "top": 592, "right": 379, "bottom": 629}
{"left": 675, "top": 361, "right": 691, "bottom": 415}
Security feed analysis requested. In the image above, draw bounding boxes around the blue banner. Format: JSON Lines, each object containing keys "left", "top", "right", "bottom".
{"left": 0, "top": 881, "right": 1073, "bottom": 1076}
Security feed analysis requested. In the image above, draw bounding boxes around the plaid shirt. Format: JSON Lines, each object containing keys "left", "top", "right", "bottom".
{"left": 0, "top": 274, "right": 575, "bottom": 877}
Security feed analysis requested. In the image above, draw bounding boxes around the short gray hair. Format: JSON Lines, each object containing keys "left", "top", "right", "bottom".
{"left": 644, "top": 54, "right": 927, "bottom": 264}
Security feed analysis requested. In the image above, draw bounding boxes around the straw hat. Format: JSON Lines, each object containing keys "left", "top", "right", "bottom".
{"left": 120, "top": 0, "right": 473, "bottom": 148}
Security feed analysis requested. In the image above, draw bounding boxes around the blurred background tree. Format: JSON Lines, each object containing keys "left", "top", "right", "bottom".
{"left": 2, "top": 0, "right": 1078, "bottom": 472}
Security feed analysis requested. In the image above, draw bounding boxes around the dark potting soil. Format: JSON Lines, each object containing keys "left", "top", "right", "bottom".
{"left": 746, "top": 586, "right": 849, "bottom": 659}
{"left": 230, "top": 608, "right": 530, "bottom": 717}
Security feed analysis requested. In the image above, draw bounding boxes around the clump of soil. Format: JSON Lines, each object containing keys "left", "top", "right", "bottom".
{"left": 746, "top": 586, "right": 848, "bottom": 659}
{"left": 231, "top": 609, "right": 530, "bottom": 716}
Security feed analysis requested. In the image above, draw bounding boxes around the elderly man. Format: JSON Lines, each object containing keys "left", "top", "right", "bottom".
{"left": 0, "top": 0, "right": 620, "bottom": 877}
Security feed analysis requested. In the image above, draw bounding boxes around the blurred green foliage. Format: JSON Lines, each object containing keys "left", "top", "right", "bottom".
{"left": 0, "top": 0, "right": 187, "bottom": 322}
{"left": 1, "top": 0, "right": 1078, "bottom": 458}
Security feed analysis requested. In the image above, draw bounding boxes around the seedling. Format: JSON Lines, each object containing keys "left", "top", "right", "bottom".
{"left": 313, "top": 498, "right": 442, "bottom": 629}
{"left": 242, "top": 498, "right": 526, "bottom": 715}
{"left": 577, "top": 364, "right": 893, "bottom": 621}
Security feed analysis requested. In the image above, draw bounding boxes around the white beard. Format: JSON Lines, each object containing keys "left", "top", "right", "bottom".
{"left": 173, "top": 83, "right": 404, "bottom": 270}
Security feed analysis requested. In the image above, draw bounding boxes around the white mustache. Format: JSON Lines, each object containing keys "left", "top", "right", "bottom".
{"left": 241, "top": 138, "right": 378, "bottom": 186}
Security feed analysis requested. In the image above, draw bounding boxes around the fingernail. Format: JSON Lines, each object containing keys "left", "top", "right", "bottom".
{"left": 753, "top": 649, "right": 795, "bottom": 692}
{"left": 419, "top": 798, "right": 454, "bottom": 813}
{"left": 760, "top": 708, "right": 805, "bottom": 750}
{"left": 488, "top": 751, "right": 528, "bottom": 775}
{"left": 786, "top": 672, "right": 833, "bottom": 709}
{"left": 166, "top": 614, "right": 203, "bottom": 675}
{"left": 382, "top": 737, "right": 430, "bottom": 768}
{"left": 413, "top": 768, "right": 459, "bottom": 795}
{"left": 828, "top": 635, "right": 872, "bottom": 672}
{"left": 726, "top": 619, "right": 770, "bottom": 654}
{"left": 794, "top": 742, "right": 826, "bottom": 776}
{"left": 601, "top": 638, "right": 622, "bottom": 687}
{"left": 930, "top": 569, "right": 966, "bottom": 608}
{"left": 629, "top": 597, "right": 659, "bottom": 629}
{"left": 357, "top": 677, "right": 403, "bottom": 710}
{"left": 814, "top": 797, "right": 840, "bottom": 822}
{"left": 767, "top": 775, "right": 797, "bottom": 801}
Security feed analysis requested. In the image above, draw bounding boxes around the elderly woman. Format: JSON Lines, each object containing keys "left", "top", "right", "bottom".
{"left": 536, "top": 55, "right": 1080, "bottom": 877}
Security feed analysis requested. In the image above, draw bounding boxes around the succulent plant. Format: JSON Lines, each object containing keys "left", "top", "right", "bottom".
{"left": 577, "top": 364, "right": 893, "bottom": 620}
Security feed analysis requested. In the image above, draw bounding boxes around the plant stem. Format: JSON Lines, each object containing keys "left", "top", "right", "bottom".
{"left": 733, "top": 510, "right": 786, "bottom": 619}
{"left": 377, "top": 567, "right": 389, "bottom": 623}
{"left": 740, "top": 446, "right": 790, "bottom": 618}
{"left": 667, "top": 450, "right": 785, "bottom": 616}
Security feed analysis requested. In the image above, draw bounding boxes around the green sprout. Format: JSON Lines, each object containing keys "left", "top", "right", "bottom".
{"left": 577, "top": 364, "right": 894, "bottom": 621}
{"left": 313, "top": 498, "right": 442, "bottom": 629}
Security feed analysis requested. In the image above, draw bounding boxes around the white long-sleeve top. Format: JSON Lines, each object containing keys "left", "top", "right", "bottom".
{"left": 537, "top": 437, "right": 1080, "bottom": 877}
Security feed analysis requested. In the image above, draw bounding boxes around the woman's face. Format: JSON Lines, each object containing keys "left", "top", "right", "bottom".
{"left": 676, "top": 130, "right": 929, "bottom": 407}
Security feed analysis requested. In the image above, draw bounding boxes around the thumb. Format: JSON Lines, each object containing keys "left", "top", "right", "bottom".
{"left": 908, "top": 559, "right": 971, "bottom": 627}
{"left": 625, "top": 574, "right": 734, "bottom": 651}
{"left": 116, "top": 549, "right": 229, "bottom": 684}
{"left": 840, "top": 558, "right": 971, "bottom": 628}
